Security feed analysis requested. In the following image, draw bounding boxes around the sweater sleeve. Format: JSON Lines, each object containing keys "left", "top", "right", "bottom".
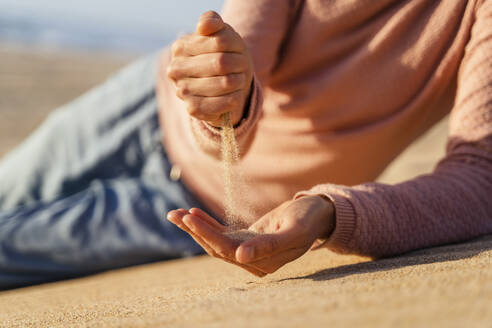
{"left": 189, "top": 0, "right": 303, "bottom": 159}
{"left": 295, "top": 1, "right": 492, "bottom": 258}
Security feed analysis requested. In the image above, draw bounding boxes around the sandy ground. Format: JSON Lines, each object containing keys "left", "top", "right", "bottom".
{"left": 0, "top": 46, "right": 490, "bottom": 327}
{"left": 0, "top": 44, "right": 132, "bottom": 157}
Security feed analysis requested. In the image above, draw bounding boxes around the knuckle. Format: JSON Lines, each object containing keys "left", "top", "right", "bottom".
{"left": 180, "top": 85, "right": 191, "bottom": 96}
{"left": 167, "top": 62, "right": 181, "bottom": 80}
{"left": 177, "top": 86, "right": 190, "bottom": 99}
{"left": 221, "top": 74, "right": 243, "bottom": 90}
{"left": 166, "top": 65, "right": 175, "bottom": 79}
{"left": 186, "top": 101, "right": 199, "bottom": 116}
{"left": 171, "top": 40, "right": 184, "bottom": 56}
{"left": 221, "top": 75, "right": 234, "bottom": 89}
{"left": 214, "top": 53, "right": 230, "bottom": 74}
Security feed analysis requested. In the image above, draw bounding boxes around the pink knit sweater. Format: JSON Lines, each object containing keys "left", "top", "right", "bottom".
{"left": 157, "top": 0, "right": 492, "bottom": 257}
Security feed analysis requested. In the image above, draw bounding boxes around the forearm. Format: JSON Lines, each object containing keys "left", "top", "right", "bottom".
{"left": 296, "top": 149, "right": 492, "bottom": 258}
{"left": 298, "top": 0, "right": 492, "bottom": 257}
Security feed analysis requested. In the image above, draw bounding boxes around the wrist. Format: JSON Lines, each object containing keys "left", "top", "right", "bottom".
{"left": 314, "top": 195, "right": 336, "bottom": 240}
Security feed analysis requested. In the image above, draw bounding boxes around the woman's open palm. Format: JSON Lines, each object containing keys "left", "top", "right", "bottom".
{"left": 167, "top": 195, "right": 335, "bottom": 276}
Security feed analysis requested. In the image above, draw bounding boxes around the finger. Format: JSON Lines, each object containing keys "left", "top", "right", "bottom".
{"left": 183, "top": 214, "right": 238, "bottom": 259}
{"left": 167, "top": 210, "right": 220, "bottom": 257}
{"left": 220, "top": 257, "right": 267, "bottom": 277}
{"left": 238, "top": 264, "right": 267, "bottom": 277}
{"left": 183, "top": 90, "right": 244, "bottom": 121}
{"left": 167, "top": 209, "right": 189, "bottom": 224}
{"left": 167, "top": 209, "right": 209, "bottom": 245}
{"left": 173, "top": 27, "right": 245, "bottom": 56}
{"left": 196, "top": 11, "right": 225, "bottom": 36}
{"left": 186, "top": 230, "right": 221, "bottom": 258}
{"left": 177, "top": 73, "right": 245, "bottom": 97}
{"left": 248, "top": 247, "right": 308, "bottom": 274}
{"left": 168, "top": 53, "right": 248, "bottom": 79}
{"left": 189, "top": 208, "right": 227, "bottom": 231}
{"left": 235, "top": 230, "right": 300, "bottom": 264}
{"left": 168, "top": 211, "right": 265, "bottom": 276}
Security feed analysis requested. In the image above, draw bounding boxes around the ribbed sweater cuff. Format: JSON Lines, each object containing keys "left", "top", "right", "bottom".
{"left": 294, "top": 191, "right": 357, "bottom": 253}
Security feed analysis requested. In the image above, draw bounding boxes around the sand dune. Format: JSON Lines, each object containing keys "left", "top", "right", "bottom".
{"left": 0, "top": 46, "right": 490, "bottom": 327}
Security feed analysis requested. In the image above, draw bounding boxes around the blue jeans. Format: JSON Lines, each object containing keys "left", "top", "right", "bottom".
{"left": 0, "top": 54, "right": 204, "bottom": 290}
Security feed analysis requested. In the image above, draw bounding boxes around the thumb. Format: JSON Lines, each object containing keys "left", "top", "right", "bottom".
{"left": 235, "top": 230, "right": 299, "bottom": 264}
{"left": 196, "top": 10, "right": 225, "bottom": 36}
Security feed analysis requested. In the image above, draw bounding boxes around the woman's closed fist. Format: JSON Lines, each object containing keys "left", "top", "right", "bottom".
{"left": 166, "top": 11, "right": 254, "bottom": 127}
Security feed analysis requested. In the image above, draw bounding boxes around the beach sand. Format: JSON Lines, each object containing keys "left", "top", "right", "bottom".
{"left": 1, "top": 237, "right": 490, "bottom": 328}
{"left": 0, "top": 46, "right": 490, "bottom": 327}
{"left": 0, "top": 45, "right": 132, "bottom": 157}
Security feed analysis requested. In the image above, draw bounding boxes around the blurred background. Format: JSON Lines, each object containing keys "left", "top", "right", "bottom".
{"left": 0, "top": 0, "right": 224, "bottom": 53}
{"left": 0, "top": 0, "right": 447, "bottom": 183}
{"left": 0, "top": 0, "right": 224, "bottom": 157}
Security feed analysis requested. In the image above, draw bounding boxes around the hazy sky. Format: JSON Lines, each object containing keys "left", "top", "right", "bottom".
{"left": 0, "top": 0, "right": 225, "bottom": 51}
{"left": 0, "top": 0, "right": 225, "bottom": 31}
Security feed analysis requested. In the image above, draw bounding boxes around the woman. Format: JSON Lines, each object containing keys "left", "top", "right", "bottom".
{"left": 0, "top": 0, "right": 490, "bottom": 287}
{"left": 164, "top": 1, "right": 492, "bottom": 276}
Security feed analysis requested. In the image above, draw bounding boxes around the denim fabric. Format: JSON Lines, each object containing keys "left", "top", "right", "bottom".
{"left": 0, "top": 54, "right": 204, "bottom": 290}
